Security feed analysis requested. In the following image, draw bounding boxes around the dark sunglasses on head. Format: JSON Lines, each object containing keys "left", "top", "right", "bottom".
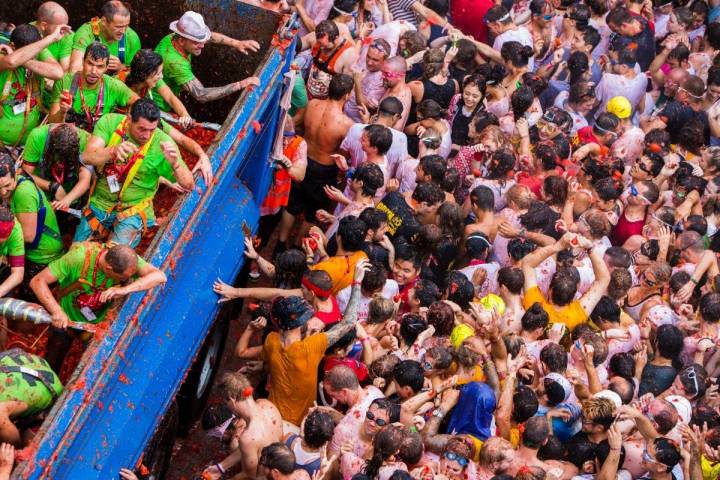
{"left": 366, "top": 410, "right": 388, "bottom": 426}
{"left": 444, "top": 451, "right": 469, "bottom": 466}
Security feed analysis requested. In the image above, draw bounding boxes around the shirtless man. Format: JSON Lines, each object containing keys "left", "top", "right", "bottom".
{"left": 506, "top": 416, "right": 551, "bottom": 476}
{"left": 202, "top": 371, "right": 283, "bottom": 479}
{"left": 379, "top": 56, "right": 413, "bottom": 131}
{"left": 300, "top": 20, "right": 357, "bottom": 100}
{"left": 281, "top": 74, "right": 354, "bottom": 243}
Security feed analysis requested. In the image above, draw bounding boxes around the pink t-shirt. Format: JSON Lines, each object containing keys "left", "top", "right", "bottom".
{"left": 328, "top": 386, "right": 385, "bottom": 455}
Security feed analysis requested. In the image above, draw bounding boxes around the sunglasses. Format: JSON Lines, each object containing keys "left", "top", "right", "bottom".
{"left": 423, "top": 360, "right": 434, "bottom": 371}
{"left": 685, "top": 366, "right": 700, "bottom": 397}
{"left": 366, "top": 410, "right": 388, "bottom": 426}
{"left": 542, "top": 13, "right": 554, "bottom": 20}
{"left": 636, "top": 162, "right": 652, "bottom": 174}
{"left": 444, "top": 452, "right": 469, "bottom": 466}
{"left": 642, "top": 449, "right": 657, "bottom": 464}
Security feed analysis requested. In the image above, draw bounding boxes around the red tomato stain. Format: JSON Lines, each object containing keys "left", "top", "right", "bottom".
{"left": 118, "top": 374, "right": 130, "bottom": 385}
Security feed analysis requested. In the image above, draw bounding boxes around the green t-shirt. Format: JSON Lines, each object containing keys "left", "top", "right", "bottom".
{"left": 152, "top": 34, "right": 195, "bottom": 112}
{"left": 0, "top": 49, "right": 52, "bottom": 146}
{"left": 0, "top": 220, "right": 25, "bottom": 266}
{"left": 48, "top": 242, "right": 147, "bottom": 324}
{"left": 23, "top": 124, "right": 91, "bottom": 193}
{"left": 29, "top": 22, "right": 73, "bottom": 62}
{"left": 90, "top": 113, "right": 182, "bottom": 215}
{"left": 0, "top": 350, "right": 63, "bottom": 416}
{"left": 51, "top": 72, "right": 134, "bottom": 120}
{"left": 10, "top": 176, "right": 64, "bottom": 265}
{"left": 289, "top": 76, "right": 308, "bottom": 117}
{"left": 71, "top": 22, "right": 141, "bottom": 66}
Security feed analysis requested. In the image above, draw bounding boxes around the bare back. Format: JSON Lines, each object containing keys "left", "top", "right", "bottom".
{"left": 239, "top": 399, "right": 284, "bottom": 476}
{"left": 304, "top": 99, "right": 353, "bottom": 165}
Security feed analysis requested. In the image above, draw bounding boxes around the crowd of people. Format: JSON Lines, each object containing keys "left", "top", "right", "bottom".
{"left": 0, "top": 1, "right": 265, "bottom": 476}
{"left": 206, "top": 0, "right": 720, "bottom": 477}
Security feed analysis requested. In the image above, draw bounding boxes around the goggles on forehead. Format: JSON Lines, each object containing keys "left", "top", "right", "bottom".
{"left": 382, "top": 70, "right": 405, "bottom": 80}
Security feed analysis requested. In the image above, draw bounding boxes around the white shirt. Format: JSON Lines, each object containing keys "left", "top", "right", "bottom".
{"left": 492, "top": 26, "right": 535, "bottom": 70}
{"left": 340, "top": 123, "right": 409, "bottom": 178}
{"left": 337, "top": 279, "right": 400, "bottom": 322}
{"left": 595, "top": 72, "right": 648, "bottom": 120}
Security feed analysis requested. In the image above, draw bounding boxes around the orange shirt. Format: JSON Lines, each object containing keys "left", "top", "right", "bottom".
{"left": 263, "top": 331, "right": 329, "bottom": 426}
{"left": 522, "top": 286, "right": 588, "bottom": 332}
{"left": 311, "top": 251, "right": 367, "bottom": 295}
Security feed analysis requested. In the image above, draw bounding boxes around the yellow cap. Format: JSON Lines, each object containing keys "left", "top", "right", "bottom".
{"left": 451, "top": 324, "right": 475, "bottom": 350}
{"left": 606, "top": 96, "right": 632, "bottom": 119}
{"left": 479, "top": 293, "right": 506, "bottom": 316}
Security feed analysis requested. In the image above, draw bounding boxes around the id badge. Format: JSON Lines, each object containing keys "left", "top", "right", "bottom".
{"left": 107, "top": 175, "right": 120, "bottom": 193}
{"left": 12, "top": 102, "right": 26, "bottom": 115}
{"left": 80, "top": 306, "right": 97, "bottom": 321}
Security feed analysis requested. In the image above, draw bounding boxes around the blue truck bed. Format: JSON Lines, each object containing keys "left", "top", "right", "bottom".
{"left": 11, "top": 2, "right": 297, "bottom": 477}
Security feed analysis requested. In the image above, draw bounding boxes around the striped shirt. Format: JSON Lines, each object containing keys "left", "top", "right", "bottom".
{"left": 388, "top": 0, "right": 418, "bottom": 25}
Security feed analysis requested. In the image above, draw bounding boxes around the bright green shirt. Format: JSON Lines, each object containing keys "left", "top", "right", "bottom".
{"left": 71, "top": 22, "right": 141, "bottom": 66}
{"left": 51, "top": 72, "right": 134, "bottom": 119}
{"left": 0, "top": 350, "right": 63, "bottom": 416}
{"left": 29, "top": 22, "right": 73, "bottom": 62}
{"left": 10, "top": 176, "right": 64, "bottom": 265}
{"left": 0, "top": 220, "right": 25, "bottom": 265}
{"left": 152, "top": 34, "right": 195, "bottom": 112}
{"left": 48, "top": 242, "right": 147, "bottom": 324}
{"left": 90, "top": 113, "right": 182, "bottom": 215}
{"left": 23, "top": 124, "right": 91, "bottom": 193}
{"left": 289, "top": 76, "right": 308, "bottom": 117}
{"left": 0, "top": 49, "right": 52, "bottom": 146}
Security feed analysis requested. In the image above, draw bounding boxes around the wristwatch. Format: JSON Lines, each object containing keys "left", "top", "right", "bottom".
{"left": 432, "top": 409, "right": 445, "bottom": 419}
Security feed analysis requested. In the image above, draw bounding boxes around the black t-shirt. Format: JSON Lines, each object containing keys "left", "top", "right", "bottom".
{"left": 639, "top": 363, "right": 678, "bottom": 397}
{"left": 618, "top": 19, "right": 655, "bottom": 71}
{"left": 659, "top": 100, "right": 710, "bottom": 144}
{"left": 376, "top": 191, "right": 421, "bottom": 244}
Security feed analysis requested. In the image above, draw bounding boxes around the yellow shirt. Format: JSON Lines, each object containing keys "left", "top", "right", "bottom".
{"left": 263, "top": 331, "right": 329, "bottom": 426}
{"left": 701, "top": 455, "right": 720, "bottom": 480}
{"left": 523, "top": 286, "right": 588, "bottom": 332}
{"left": 311, "top": 251, "right": 368, "bottom": 295}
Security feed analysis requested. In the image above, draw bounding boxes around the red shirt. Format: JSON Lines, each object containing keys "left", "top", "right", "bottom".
{"left": 450, "top": 0, "right": 493, "bottom": 44}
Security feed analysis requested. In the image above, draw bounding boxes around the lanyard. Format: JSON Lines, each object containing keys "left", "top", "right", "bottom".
{"left": 171, "top": 36, "right": 190, "bottom": 60}
{"left": 76, "top": 77, "right": 104, "bottom": 130}
{"left": 89, "top": 249, "right": 110, "bottom": 292}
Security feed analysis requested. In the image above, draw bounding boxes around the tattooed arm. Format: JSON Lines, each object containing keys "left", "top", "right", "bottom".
{"left": 181, "top": 77, "right": 259, "bottom": 103}
{"left": 324, "top": 258, "right": 370, "bottom": 347}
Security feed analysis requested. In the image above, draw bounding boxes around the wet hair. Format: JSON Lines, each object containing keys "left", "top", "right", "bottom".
{"left": 359, "top": 207, "right": 387, "bottom": 231}
{"left": 462, "top": 74, "right": 487, "bottom": 97}
{"left": 468, "top": 186, "right": 495, "bottom": 213}
{"left": 521, "top": 302, "right": 549, "bottom": 332}
{"left": 521, "top": 72, "right": 548, "bottom": 97}
{"left": 337, "top": 216, "right": 368, "bottom": 252}
{"left": 604, "top": 247, "right": 632, "bottom": 269}
{"left": 419, "top": 155, "right": 446, "bottom": 184}
{"left": 369, "top": 354, "right": 400, "bottom": 385}
{"left": 685, "top": 214, "right": 708, "bottom": 236}
{"left": 568, "top": 51, "right": 590, "bottom": 84}
{"left": 399, "top": 31, "right": 426, "bottom": 57}
{"left": 46, "top": 124, "right": 81, "bottom": 169}
{"left": 126, "top": 49, "right": 163, "bottom": 87}
{"left": 329, "top": 73, "right": 354, "bottom": 100}
{"left": 274, "top": 249, "right": 308, "bottom": 289}
{"left": 542, "top": 176, "right": 568, "bottom": 208}
{"left": 364, "top": 124, "right": 393, "bottom": 156}
{"left": 412, "top": 181, "right": 445, "bottom": 207}
{"left": 361, "top": 264, "right": 387, "bottom": 295}
{"left": 590, "top": 296, "right": 621, "bottom": 325}
{"left": 609, "top": 352, "right": 635, "bottom": 380}
{"left": 426, "top": 345, "right": 454, "bottom": 370}
{"left": 679, "top": 363, "right": 707, "bottom": 398}
{"left": 498, "top": 267, "right": 524, "bottom": 294}
{"left": 438, "top": 202, "right": 464, "bottom": 240}
{"left": 580, "top": 26, "right": 601, "bottom": 51}
{"left": 303, "top": 410, "right": 335, "bottom": 448}
{"left": 583, "top": 397, "right": 616, "bottom": 430}
{"left": 536, "top": 142, "right": 560, "bottom": 171}
{"left": 444, "top": 271, "right": 475, "bottom": 310}
{"left": 399, "top": 314, "right": 427, "bottom": 346}
{"left": 413, "top": 279, "right": 441, "bottom": 307}
{"left": 707, "top": 22, "right": 720, "bottom": 51}
{"left": 303, "top": 270, "right": 333, "bottom": 300}
{"left": 486, "top": 148, "right": 515, "bottom": 180}
{"left": 259, "top": 443, "right": 296, "bottom": 474}
{"left": 416, "top": 98, "right": 446, "bottom": 120}
{"left": 569, "top": 81, "right": 595, "bottom": 106}
{"left": 593, "top": 112, "right": 620, "bottom": 137}
{"left": 316, "top": 19, "right": 340, "bottom": 41}
{"left": 398, "top": 427, "right": 424, "bottom": 466}
{"left": 653, "top": 438, "right": 681, "bottom": 471}
{"left": 606, "top": 6, "right": 634, "bottom": 28}
{"left": 523, "top": 416, "right": 550, "bottom": 449}
{"left": 476, "top": 62, "right": 506, "bottom": 87}
{"left": 538, "top": 435, "right": 565, "bottom": 461}
{"left": 130, "top": 97, "right": 161, "bottom": 123}
{"left": 465, "top": 232, "right": 491, "bottom": 261}
{"left": 395, "top": 244, "right": 422, "bottom": 270}
{"left": 329, "top": 0, "right": 359, "bottom": 18}
{"left": 453, "top": 39, "right": 479, "bottom": 71}
{"left": 608, "top": 268, "right": 632, "bottom": 301}
{"left": 102, "top": 0, "right": 130, "bottom": 20}
{"left": 85, "top": 41, "right": 110, "bottom": 62}
{"left": 393, "top": 360, "right": 425, "bottom": 393}
{"left": 655, "top": 324, "right": 684, "bottom": 362}
{"left": 353, "top": 162, "right": 385, "bottom": 197}
{"left": 564, "top": 435, "right": 597, "bottom": 469}
{"left": 367, "top": 297, "right": 396, "bottom": 324}
{"left": 540, "top": 343, "right": 567, "bottom": 373}
{"left": 678, "top": 120, "right": 707, "bottom": 154}
{"left": 609, "top": 375, "right": 635, "bottom": 404}
{"left": 549, "top": 270, "right": 578, "bottom": 306}
{"left": 485, "top": 5, "right": 512, "bottom": 24}
{"left": 364, "top": 426, "right": 405, "bottom": 478}
{"left": 520, "top": 202, "right": 561, "bottom": 238}
{"left": 701, "top": 293, "right": 720, "bottom": 323}
{"left": 427, "top": 301, "right": 455, "bottom": 337}
{"left": 638, "top": 180, "right": 660, "bottom": 204}
{"left": 378, "top": 96, "right": 404, "bottom": 117}
{"left": 512, "top": 385, "right": 539, "bottom": 423}
{"left": 441, "top": 167, "right": 460, "bottom": 194}
{"left": 10, "top": 24, "right": 42, "bottom": 48}
{"left": 510, "top": 85, "right": 534, "bottom": 119}
{"left": 507, "top": 238, "right": 537, "bottom": 262}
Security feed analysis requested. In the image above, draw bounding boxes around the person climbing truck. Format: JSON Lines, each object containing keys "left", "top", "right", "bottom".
{"left": 0, "top": 348, "right": 63, "bottom": 446}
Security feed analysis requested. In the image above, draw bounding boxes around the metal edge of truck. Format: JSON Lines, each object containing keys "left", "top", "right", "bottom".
{"left": 11, "top": 10, "right": 298, "bottom": 480}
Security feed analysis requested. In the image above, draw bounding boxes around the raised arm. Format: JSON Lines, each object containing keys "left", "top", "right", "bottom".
{"left": 324, "top": 258, "right": 370, "bottom": 347}
{"left": 521, "top": 234, "right": 568, "bottom": 290}
{"left": 0, "top": 25, "right": 70, "bottom": 71}
{"left": 579, "top": 244, "right": 611, "bottom": 315}
{"left": 181, "top": 76, "right": 259, "bottom": 103}
{"left": 210, "top": 31, "right": 260, "bottom": 55}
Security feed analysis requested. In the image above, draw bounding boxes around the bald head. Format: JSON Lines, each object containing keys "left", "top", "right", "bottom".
{"left": 384, "top": 56, "right": 407, "bottom": 73}
{"left": 105, "top": 244, "right": 139, "bottom": 276}
{"left": 36, "top": 2, "right": 68, "bottom": 33}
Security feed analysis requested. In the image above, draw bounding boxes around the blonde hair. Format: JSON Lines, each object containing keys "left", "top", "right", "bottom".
{"left": 220, "top": 371, "right": 252, "bottom": 401}
{"left": 368, "top": 297, "right": 396, "bottom": 324}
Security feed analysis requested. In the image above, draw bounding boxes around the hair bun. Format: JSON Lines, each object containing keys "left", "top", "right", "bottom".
{"left": 521, "top": 45, "right": 534, "bottom": 59}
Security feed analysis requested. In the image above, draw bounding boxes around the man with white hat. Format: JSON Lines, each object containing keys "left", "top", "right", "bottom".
{"left": 152, "top": 11, "right": 261, "bottom": 111}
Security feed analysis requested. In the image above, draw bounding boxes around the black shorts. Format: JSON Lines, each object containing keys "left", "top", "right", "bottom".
{"left": 286, "top": 158, "right": 339, "bottom": 221}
